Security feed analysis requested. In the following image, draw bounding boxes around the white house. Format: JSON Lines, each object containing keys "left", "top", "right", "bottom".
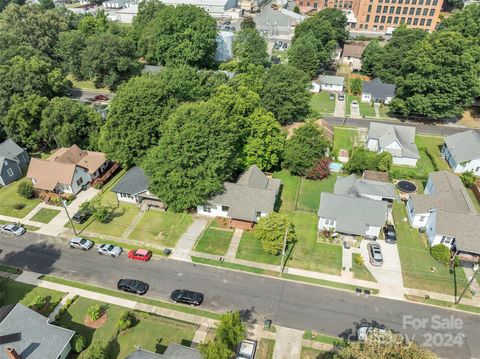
{"left": 367, "top": 122, "right": 420, "bottom": 166}
{"left": 318, "top": 192, "right": 387, "bottom": 238}
{"left": 315, "top": 75, "right": 345, "bottom": 93}
{"left": 197, "top": 165, "right": 281, "bottom": 229}
{"left": 361, "top": 78, "right": 396, "bottom": 105}
{"left": 442, "top": 130, "right": 480, "bottom": 176}
{"left": 27, "top": 145, "right": 110, "bottom": 195}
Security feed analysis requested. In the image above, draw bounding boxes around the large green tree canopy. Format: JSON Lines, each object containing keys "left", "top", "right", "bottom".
{"left": 233, "top": 28, "right": 268, "bottom": 67}
{"left": 135, "top": 2, "right": 217, "bottom": 67}
{"left": 287, "top": 34, "right": 320, "bottom": 78}
{"left": 438, "top": 4, "right": 480, "bottom": 42}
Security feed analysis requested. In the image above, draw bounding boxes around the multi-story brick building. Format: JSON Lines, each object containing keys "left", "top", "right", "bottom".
{"left": 297, "top": 0, "right": 443, "bottom": 33}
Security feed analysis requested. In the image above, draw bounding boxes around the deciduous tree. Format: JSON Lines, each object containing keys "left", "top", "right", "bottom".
{"left": 349, "top": 78, "right": 362, "bottom": 95}
{"left": 216, "top": 311, "right": 245, "bottom": 349}
{"left": 83, "top": 342, "right": 108, "bottom": 359}
{"left": 233, "top": 28, "right": 268, "bottom": 67}
{"left": 255, "top": 212, "right": 296, "bottom": 255}
{"left": 288, "top": 34, "right": 319, "bottom": 78}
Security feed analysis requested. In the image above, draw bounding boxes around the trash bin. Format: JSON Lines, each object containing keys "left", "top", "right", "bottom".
{"left": 163, "top": 248, "right": 171, "bottom": 256}
{"left": 264, "top": 319, "right": 272, "bottom": 330}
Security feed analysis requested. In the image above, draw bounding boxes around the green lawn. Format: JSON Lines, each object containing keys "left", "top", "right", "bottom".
{"left": 273, "top": 170, "right": 301, "bottom": 211}
{"left": 128, "top": 211, "right": 193, "bottom": 247}
{"left": 352, "top": 253, "right": 377, "bottom": 282}
{"left": 55, "top": 297, "right": 196, "bottom": 358}
{"left": 67, "top": 74, "right": 111, "bottom": 92}
{"left": 2, "top": 279, "right": 66, "bottom": 316}
{"left": 415, "top": 135, "right": 450, "bottom": 171}
{"left": 0, "top": 179, "right": 40, "bottom": 218}
{"left": 256, "top": 339, "right": 275, "bottom": 359}
{"left": 333, "top": 127, "right": 358, "bottom": 154}
{"left": 286, "top": 211, "right": 342, "bottom": 275}
{"left": 310, "top": 92, "right": 335, "bottom": 116}
{"left": 393, "top": 202, "right": 471, "bottom": 297}
{"left": 30, "top": 208, "right": 61, "bottom": 224}
{"left": 195, "top": 223, "right": 234, "bottom": 256}
{"left": 379, "top": 104, "right": 394, "bottom": 118}
{"left": 236, "top": 230, "right": 281, "bottom": 265}
{"left": 346, "top": 95, "right": 376, "bottom": 117}
{"left": 301, "top": 347, "right": 335, "bottom": 359}
{"left": 297, "top": 175, "right": 337, "bottom": 212}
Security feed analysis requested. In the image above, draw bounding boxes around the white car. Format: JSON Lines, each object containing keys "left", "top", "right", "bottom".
{"left": 69, "top": 237, "right": 94, "bottom": 251}
{"left": 0, "top": 224, "right": 26, "bottom": 236}
{"left": 351, "top": 100, "right": 359, "bottom": 108}
{"left": 357, "top": 326, "right": 386, "bottom": 341}
{"left": 97, "top": 244, "right": 123, "bottom": 257}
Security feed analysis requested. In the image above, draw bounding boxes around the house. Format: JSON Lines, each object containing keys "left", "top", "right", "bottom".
{"left": 315, "top": 75, "right": 345, "bottom": 93}
{"left": 197, "top": 165, "right": 281, "bottom": 229}
{"left": 361, "top": 78, "right": 396, "bottom": 105}
{"left": 442, "top": 130, "right": 480, "bottom": 176}
{"left": 0, "top": 139, "right": 29, "bottom": 186}
{"left": 111, "top": 167, "right": 165, "bottom": 210}
{"left": 27, "top": 145, "right": 110, "bottom": 195}
{"left": 334, "top": 174, "right": 396, "bottom": 204}
{"left": 367, "top": 122, "right": 420, "bottom": 166}
{"left": 318, "top": 192, "right": 388, "bottom": 238}
{"left": 341, "top": 42, "right": 368, "bottom": 71}
{"left": 126, "top": 344, "right": 201, "bottom": 359}
{"left": 406, "top": 171, "right": 480, "bottom": 261}
{"left": 0, "top": 304, "right": 75, "bottom": 359}
{"left": 362, "top": 170, "right": 390, "bottom": 183}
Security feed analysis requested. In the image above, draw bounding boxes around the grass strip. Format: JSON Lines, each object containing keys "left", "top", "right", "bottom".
{"left": 191, "top": 256, "right": 379, "bottom": 294}
{"left": 0, "top": 219, "right": 40, "bottom": 232}
{"left": 405, "top": 295, "right": 480, "bottom": 315}
{"left": 86, "top": 236, "right": 167, "bottom": 257}
{"left": 303, "top": 330, "right": 344, "bottom": 346}
{"left": 0, "top": 264, "right": 23, "bottom": 274}
{"left": 39, "top": 275, "right": 221, "bottom": 320}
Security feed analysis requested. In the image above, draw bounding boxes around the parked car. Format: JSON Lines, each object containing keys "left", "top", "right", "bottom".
{"left": 357, "top": 326, "right": 386, "bottom": 341}
{"left": 117, "top": 279, "right": 149, "bottom": 295}
{"left": 273, "top": 42, "right": 281, "bottom": 50}
{"left": 282, "top": 42, "right": 288, "bottom": 50}
{"left": 224, "top": 25, "right": 231, "bottom": 31}
{"left": 72, "top": 209, "right": 92, "bottom": 224}
{"left": 329, "top": 93, "right": 335, "bottom": 100}
{"left": 97, "top": 244, "right": 123, "bottom": 257}
{"left": 224, "top": 20, "right": 231, "bottom": 25}
{"left": 0, "top": 224, "right": 26, "bottom": 236}
{"left": 351, "top": 100, "right": 359, "bottom": 108}
{"left": 127, "top": 249, "right": 152, "bottom": 262}
{"left": 170, "top": 289, "right": 204, "bottom": 306}
{"left": 338, "top": 93, "right": 345, "bottom": 101}
{"left": 383, "top": 224, "right": 397, "bottom": 244}
{"left": 367, "top": 242, "right": 383, "bottom": 266}
{"left": 230, "top": 26, "right": 236, "bottom": 31}
{"left": 237, "top": 339, "right": 257, "bottom": 359}
{"left": 94, "top": 95, "right": 109, "bottom": 101}
{"left": 69, "top": 237, "right": 94, "bottom": 251}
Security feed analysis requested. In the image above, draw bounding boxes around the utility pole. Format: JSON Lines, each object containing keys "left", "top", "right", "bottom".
{"left": 455, "top": 263, "right": 479, "bottom": 304}
{"left": 62, "top": 200, "right": 77, "bottom": 236}
{"left": 280, "top": 223, "right": 290, "bottom": 274}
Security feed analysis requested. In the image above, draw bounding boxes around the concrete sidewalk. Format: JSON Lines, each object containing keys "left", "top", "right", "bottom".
{"left": 171, "top": 218, "right": 208, "bottom": 261}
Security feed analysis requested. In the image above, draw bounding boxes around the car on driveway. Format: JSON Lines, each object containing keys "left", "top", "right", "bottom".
{"left": 72, "top": 209, "right": 92, "bottom": 224}
{"left": 117, "top": 279, "right": 149, "bottom": 295}
{"left": 127, "top": 249, "right": 152, "bottom": 262}
{"left": 69, "top": 237, "right": 94, "bottom": 250}
{"left": 97, "top": 244, "right": 122, "bottom": 257}
{"left": 170, "top": 289, "right": 204, "bottom": 306}
{"left": 329, "top": 93, "right": 335, "bottom": 100}
{"left": 367, "top": 242, "right": 383, "bottom": 266}
{"left": 0, "top": 224, "right": 26, "bottom": 236}
{"left": 237, "top": 339, "right": 257, "bottom": 359}
{"left": 94, "top": 95, "right": 109, "bottom": 101}
{"left": 357, "top": 326, "right": 386, "bottom": 341}
{"left": 338, "top": 93, "right": 345, "bottom": 101}
{"left": 383, "top": 224, "right": 397, "bottom": 244}
{"left": 351, "top": 100, "right": 359, "bottom": 108}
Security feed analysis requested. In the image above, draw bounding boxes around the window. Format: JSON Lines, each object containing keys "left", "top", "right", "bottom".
{"left": 412, "top": 0, "right": 416, "bottom": 4}
{"left": 383, "top": 5, "right": 388, "bottom": 12}
{"left": 419, "top": 216, "right": 425, "bottom": 222}
{"left": 401, "top": 17, "right": 406, "bottom": 23}
{"left": 416, "top": 7, "right": 421, "bottom": 14}
{"left": 365, "top": 24, "right": 369, "bottom": 29}
{"left": 426, "top": 0, "right": 430, "bottom": 4}
{"left": 76, "top": 177, "right": 83, "bottom": 186}
{"left": 379, "top": 25, "right": 384, "bottom": 30}
{"left": 6, "top": 168, "right": 14, "bottom": 177}
{"left": 381, "top": 15, "right": 386, "bottom": 22}
{"left": 387, "top": 16, "right": 392, "bottom": 23}
{"left": 394, "top": 16, "right": 399, "bottom": 23}
{"left": 368, "top": 4, "right": 372, "bottom": 11}
{"left": 389, "top": 5, "right": 394, "bottom": 12}
{"left": 420, "top": 18, "right": 425, "bottom": 25}
{"left": 407, "top": 17, "right": 412, "bottom": 24}
{"left": 376, "top": 5, "right": 382, "bottom": 12}
{"left": 366, "top": 15, "right": 370, "bottom": 21}
{"left": 440, "top": 236, "right": 454, "bottom": 245}
{"left": 476, "top": 167, "right": 480, "bottom": 172}
{"left": 360, "top": 24, "right": 364, "bottom": 29}
{"left": 419, "top": 0, "right": 423, "bottom": 4}
{"left": 375, "top": 15, "right": 380, "bottom": 21}
{"left": 256, "top": 211, "right": 262, "bottom": 218}
{"left": 423, "top": 8, "right": 428, "bottom": 15}
{"left": 403, "top": 7, "right": 408, "bottom": 13}
{"left": 413, "top": 18, "right": 419, "bottom": 25}
{"left": 409, "top": 7, "right": 414, "bottom": 14}
{"left": 432, "top": 0, "right": 437, "bottom": 4}
{"left": 203, "top": 205, "right": 212, "bottom": 213}
{"left": 426, "top": 19, "right": 432, "bottom": 26}
{"left": 396, "top": 6, "right": 401, "bottom": 13}
{"left": 429, "top": 8, "right": 435, "bottom": 15}
{"left": 221, "top": 205, "right": 229, "bottom": 212}
{"left": 325, "top": 218, "right": 335, "bottom": 226}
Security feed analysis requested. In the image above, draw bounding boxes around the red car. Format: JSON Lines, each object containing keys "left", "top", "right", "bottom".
{"left": 127, "top": 249, "right": 152, "bottom": 262}
{"left": 94, "top": 94, "right": 109, "bottom": 101}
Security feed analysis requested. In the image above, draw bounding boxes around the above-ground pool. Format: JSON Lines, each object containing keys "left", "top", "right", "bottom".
{"left": 397, "top": 180, "right": 417, "bottom": 193}
{"left": 329, "top": 162, "right": 343, "bottom": 173}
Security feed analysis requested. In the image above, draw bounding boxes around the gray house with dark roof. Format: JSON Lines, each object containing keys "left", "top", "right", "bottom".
{"left": 197, "top": 165, "right": 281, "bottom": 229}
{"left": 367, "top": 122, "right": 420, "bottom": 166}
{"left": 0, "top": 139, "right": 29, "bottom": 186}
{"left": 0, "top": 304, "right": 75, "bottom": 359}
{"left": 111, "top": 167, "right": 165, "bottom": 210}
{"left": 126, "top": 344, "right": 201, "bottom": 359}
{"left": 334, "top": 174, "right": 396, "bottom": 204}
{"left": 442, "top": 130, "right": 480, "bottom": 176}
{"left": 318, "top": 192, "right": 388, "bottom": 238}
{"left": 361, "top": 78, "right": 396, "bottom": 104}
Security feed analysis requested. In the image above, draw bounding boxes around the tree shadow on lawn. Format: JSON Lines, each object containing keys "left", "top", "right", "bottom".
{"left": 338, "top": 318, "right": 386, "bottom": 342}
{"left": 55, "top": 310, "right": 95, "bottom": 348}
{"left": 1, "top": 243, "right": 61, "bottom": 274}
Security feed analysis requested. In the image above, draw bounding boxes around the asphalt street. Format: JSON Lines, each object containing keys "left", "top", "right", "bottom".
{"left": 1, "top": 233, "right": 479, "bottom": 358}
{"left": 324, "top": 116, "right": 480, "bottom": 137}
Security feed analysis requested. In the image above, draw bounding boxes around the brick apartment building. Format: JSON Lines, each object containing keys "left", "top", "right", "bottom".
{"left": 297, "top": 0, "right": 443, "bottom": 33}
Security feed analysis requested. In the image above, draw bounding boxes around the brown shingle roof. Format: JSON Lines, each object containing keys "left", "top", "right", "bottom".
{"left": 49, "top": 145, "right": 107, "bottom": 174}
{"left": 342, "top": 42, "right": 368, "bottom": 59}
{"left": 362, "top": 170, "right": 390, "bottom": 183}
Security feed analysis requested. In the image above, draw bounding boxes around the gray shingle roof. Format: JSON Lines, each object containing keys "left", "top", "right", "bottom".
{"left": 444, "top": 130, "right": 480, "bottom": 163}
{"left": 318, "top": 193, "right": 387, "bottom": 236}
{"left": 0, "top": 139, "right": 24, "bottom": 159}
{"left": 112, "top": 167, "right": 150, "bottom": 195}
{"left": 318, "top": 75, "right": 345, "bottom": 86}
{"left": 335, "top": 175, "right": 396, "bottom": 200}
{"left": 0, "top": 304, "right": 75, "bottom": 359}
{"left": 435, "top": 209, "right": 480, "bottom": 254}
{"left": 207, "top": 165, "right": 280, "bottom": 222}
{"left": 362, "top": 78, "right": 396, "bottom": 100}
{"left": 126, "top": 349, "right": 163, "bottom": 359}
{"left": 368, "top": 122, "right": 420, "bottom": 159}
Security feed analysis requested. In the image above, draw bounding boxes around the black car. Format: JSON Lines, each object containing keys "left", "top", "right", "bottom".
{"left": 170, "top": 289, "right": 204, "bottom": 306}
{"left": 117, "top": 279, "right": 149, "bottom": 295}
{"left": 383, "top": 224, "right": 397, "bottom": 244}
{"left": 72, "top": 209, "right": 92, "bottom": 224}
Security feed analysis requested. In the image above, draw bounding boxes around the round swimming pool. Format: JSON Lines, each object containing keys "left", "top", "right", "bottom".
{"left": 397, "top": 180, "right": 417, "bottom": 193}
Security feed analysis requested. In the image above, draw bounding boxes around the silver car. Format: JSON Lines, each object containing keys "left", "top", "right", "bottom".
{"left": 69, "top": 237, "right": 94, "bottom": 251}
{"left": 367, "top": 242, "right": 383, "bottom": 266}
{"left": 357, "top": 326, "right": 386, "bottom": 341}
{"left": 0, "top": 224, "right": 26, "bottom": 236}
{"left": 97, "top": 244, "right": 123, "bottom": 257}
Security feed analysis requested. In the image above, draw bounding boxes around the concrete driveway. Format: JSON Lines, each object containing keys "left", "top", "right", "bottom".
{"left": 350, "top": 102, "right": 361, "bottom": 118}
{"left": 334, "top": 96, "right": 346, "bottom": 117}
{"left": 360, "top": 239, "right": 405, "bottom": 299}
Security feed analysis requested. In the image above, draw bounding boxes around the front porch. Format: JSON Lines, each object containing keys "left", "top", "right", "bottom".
{"left": 91, "top": 162, "right": 120, "bottom": 188}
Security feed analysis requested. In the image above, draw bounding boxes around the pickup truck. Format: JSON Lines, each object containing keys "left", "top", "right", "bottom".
{"left": 237, "top": 339, "right": 257, "bottom": 359}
